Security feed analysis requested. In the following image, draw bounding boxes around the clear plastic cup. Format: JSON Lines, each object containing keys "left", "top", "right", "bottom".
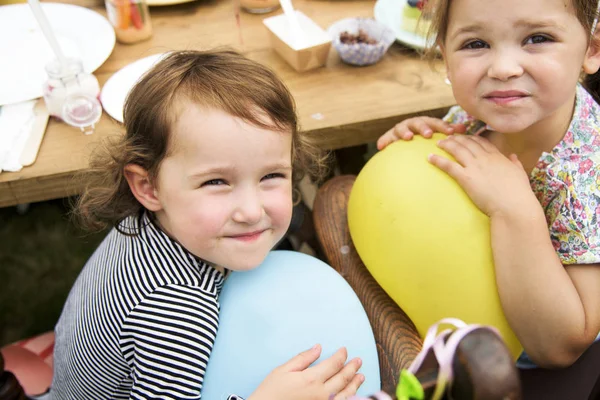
{"left": 61, "top": 94, "right": 102, "bottom": 135}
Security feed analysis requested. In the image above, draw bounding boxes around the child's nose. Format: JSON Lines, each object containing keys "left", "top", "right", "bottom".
{"left": 232, "top": 189, "right": 263, "bottom": 224}
{"left": 487, "top": 49, "right": 524, "bottom": 81}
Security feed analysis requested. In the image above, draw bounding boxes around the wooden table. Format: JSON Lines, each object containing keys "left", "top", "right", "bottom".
{"left": 0, "top": 0, "right": 455, "bottom": 208}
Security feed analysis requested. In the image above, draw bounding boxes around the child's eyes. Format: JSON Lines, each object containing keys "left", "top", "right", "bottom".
{"left": 201, "top": 179, "right": 227, "bottom": 187}
{"left": 200, "top": 172, "right": 285, "bottom": 187}
{"left": 199, "top": 173, "right": 287, "bottom": 187}
{"left": 261, "top": 172, "right": 286, "bottom": 181}
{"left": 462, "top": 40, "right": 489, "bottom": 50}
{"left": 524, "top": 34, "right": 552, "bottom": 45}
{"left": 460, "top": 34, "right": 551, "bottom": 50}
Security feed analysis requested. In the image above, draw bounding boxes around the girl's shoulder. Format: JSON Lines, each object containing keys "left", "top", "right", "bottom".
{"left": 562, "top": 83, "right": 600, "bottom": 151}
{"left": 534, "top": 156, "right": 600, "bottom": 265}
{"left": 537, "top": 84, "right": 600, "bottom": 192}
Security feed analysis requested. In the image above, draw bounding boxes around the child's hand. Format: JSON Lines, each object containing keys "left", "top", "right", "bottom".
{"left": 377, "top": 117, "right": 466, "bottom": 150}
{"left": 248, "top": 344, "right": 364, "bottom": 400}
{"left": 429, "top": 135, "right": 537, "bottom": 217}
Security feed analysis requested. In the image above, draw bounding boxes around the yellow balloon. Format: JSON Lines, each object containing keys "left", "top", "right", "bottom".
{"left": 348, "top": 134, "right": 522, "bottom": 359}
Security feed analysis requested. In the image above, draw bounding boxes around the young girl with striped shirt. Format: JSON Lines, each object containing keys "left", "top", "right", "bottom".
{"left": 51, "top": 49, "right": 364, "bottom": 400}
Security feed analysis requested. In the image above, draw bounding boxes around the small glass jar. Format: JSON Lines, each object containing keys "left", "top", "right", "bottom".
{"left": 105, "top": 0, "right": 153, "bottom": 44}
{"left": 62, "top": 94, "right": 103, "bottom": 135}
{"left": 42, "top": 58, "right": 100, "bottom": 119}
{"left": 240, "top": 0, "right": 280, "bottom": 14}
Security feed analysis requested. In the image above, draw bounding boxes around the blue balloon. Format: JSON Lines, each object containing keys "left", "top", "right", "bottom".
{"left": 202, "top": 250, "right": 380, "bottom": 399}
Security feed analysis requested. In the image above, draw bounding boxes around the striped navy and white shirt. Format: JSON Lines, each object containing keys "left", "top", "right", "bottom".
{"left": 51, "top": 212, "right": 243, "bottom": 400}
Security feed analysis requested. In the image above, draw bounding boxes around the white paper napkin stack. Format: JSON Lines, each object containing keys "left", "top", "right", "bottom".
{"left": 0, "top": 100, "right": 37, "bottom": 173}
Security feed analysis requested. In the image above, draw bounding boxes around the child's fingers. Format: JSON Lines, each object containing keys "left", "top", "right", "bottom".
{"left": 509, "top": 153, "right": 524, "bottom": 169}
{"left": 378, "top": 117, "right": 454, "bottom": 150}
{"left": 324, "top": 357, "right": 362, "bottom": 396}
{"left": 308, "top": 347, "right": 348, "bottom": 382}
{"left": 377, "top": 126, "right": 409, "bottom": 150}
{"left": 330, "top": 373, "right": 365, "bottom": 400}
{"left": 398, "top": 130, "right": 415, "bottom": 140}
{"left": 376, "top": 133, "right": 394, "bottom": 150}
{"left": 406, "top": 119, "right": 434, "bottom": 137}
{"left": 444, "top": 135, "right": 484, "bottom": 159}
{"left": 468, "top": 134, "right": 496, "bottom": 153}
{"left": 408, "top": 117, "right": 456, "bottom": 138}
{"left": 451, "top": 123, "right": 467, "bottom": 134}
{"left": 281, "top": 344, "right": 322, "bottom": 372}
{"left": 437, "top": 136, "right": 478, "bottom": 165}
{"left": 428, "top": 153, "right": 464, "bottom": 182}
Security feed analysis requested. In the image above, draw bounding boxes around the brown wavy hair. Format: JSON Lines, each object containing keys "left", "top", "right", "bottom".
{"left": 424, "top": 0, "right": 600, "bottom": 101}
{"left": 75, "top": 49, "right": 327, "bottom": 232}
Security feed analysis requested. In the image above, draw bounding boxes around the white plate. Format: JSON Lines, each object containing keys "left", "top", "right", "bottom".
{"left": 100, "top": 53, "right": 167, "bottom": 123}
{"left": 0, "top": 3, "right": 115, "bottom": 106}
{"left": 373, "top": 0, "right": 435, "bottom": 51}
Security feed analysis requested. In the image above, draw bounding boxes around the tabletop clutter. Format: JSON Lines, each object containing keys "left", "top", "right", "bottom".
{"left": 0, "top": 0, "right": 433, "bottom": 173}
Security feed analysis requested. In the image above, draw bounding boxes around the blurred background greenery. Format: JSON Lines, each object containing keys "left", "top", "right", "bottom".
{"left": 0, "top": 199, "right": 107, "bottom": 346}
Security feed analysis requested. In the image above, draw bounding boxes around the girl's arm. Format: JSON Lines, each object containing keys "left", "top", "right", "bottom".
{"left": 122, "top": 284, "right": 242, "bottom": 400}
{"left": 490, "top": 204, "right": 600, "bottom": 368}
{"left": 429, "top": 134, "right": 600, "bottom": 368}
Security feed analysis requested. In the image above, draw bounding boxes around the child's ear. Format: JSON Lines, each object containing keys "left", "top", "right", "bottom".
{"left": 583, "top": 30, "right": 600, "bottom": 74}
{"left": 124, "top": 164, "right": 162, "bottom": 212}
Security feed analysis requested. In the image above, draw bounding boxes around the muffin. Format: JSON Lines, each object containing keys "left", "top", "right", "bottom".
{"left": 329, "top": 18, "right": 396, "bottom": 66}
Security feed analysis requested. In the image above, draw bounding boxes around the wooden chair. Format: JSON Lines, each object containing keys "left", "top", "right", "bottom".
{"left": 313, "top": 175, "right": 600, "bottom": 400}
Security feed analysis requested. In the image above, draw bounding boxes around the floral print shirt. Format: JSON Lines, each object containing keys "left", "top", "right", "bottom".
{"left": 444, "top": 83, "right": 600, "bottom": 265}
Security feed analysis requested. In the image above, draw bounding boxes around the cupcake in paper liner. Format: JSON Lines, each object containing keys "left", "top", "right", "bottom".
{"left": 328, "top": 18, "right": 396, "bottom": 66}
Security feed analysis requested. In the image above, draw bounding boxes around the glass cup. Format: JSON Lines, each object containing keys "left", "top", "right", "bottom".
{"left": 42, "top": 58, "right": 101, "bottom": 120}
{"left": 105, "top": 0, "right": 153, "bottom": 44}
{"left": 62, "top": 94, "right": 103, "bottom": 135}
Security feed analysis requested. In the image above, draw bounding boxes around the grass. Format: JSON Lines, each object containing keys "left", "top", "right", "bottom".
{"left": 0, "top": 199, "right": 108, "bottom": 347}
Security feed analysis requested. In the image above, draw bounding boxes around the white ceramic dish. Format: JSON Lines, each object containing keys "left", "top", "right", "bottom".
{"left": 0, "top": 3, "right": 115, "bottom": 106}
{"left": 373, "top": 0, "right": 435, "bottom": 51}
{"left": 100, "top": 53, "right": 167, "bottom": 123}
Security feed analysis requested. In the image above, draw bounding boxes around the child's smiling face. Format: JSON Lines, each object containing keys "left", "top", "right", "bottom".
{"left": 152, "top": 103, "right": 294, "bottom": 271}
{"left": 442, "top": 0, "right": 600, "bottom": 134}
